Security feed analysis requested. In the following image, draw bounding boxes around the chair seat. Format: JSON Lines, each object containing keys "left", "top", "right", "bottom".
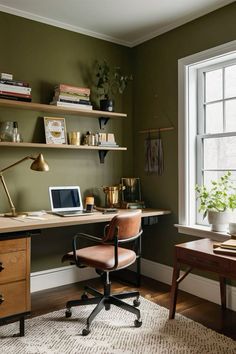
{"left": 62, "top": 245, "right": 136, "bottom": 270}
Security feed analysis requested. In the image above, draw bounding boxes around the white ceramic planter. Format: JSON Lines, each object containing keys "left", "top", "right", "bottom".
{"left": 207, "top": 210, "right": 234, "bottom": 232}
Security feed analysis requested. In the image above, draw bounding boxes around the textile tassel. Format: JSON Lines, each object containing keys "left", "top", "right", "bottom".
{"left": 157, "top": 129, "right": 164, "bottom": 176}
{"left": 145, "top": 132, "right": 152, "bottom": 173}
{"left": 144, "top": 130, "right": 164, "bottom": 175}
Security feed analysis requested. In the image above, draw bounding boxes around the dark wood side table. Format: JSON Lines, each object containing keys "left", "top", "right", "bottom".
{"left": 169, "top": 238, "right": 236, "bottom": 319}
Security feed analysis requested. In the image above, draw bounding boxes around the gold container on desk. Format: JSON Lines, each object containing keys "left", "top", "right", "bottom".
{"left": 102, "top": 185, "right": 125, "bottom": 207}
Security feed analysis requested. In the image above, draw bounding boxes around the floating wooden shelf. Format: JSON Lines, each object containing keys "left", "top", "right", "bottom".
{"left": 0, "top": 141, "right": 127, "bottom": 151}
{"left": 0, "top": 98, "right": 127, "bottom": 162}
{"left": 0, "top": 142, "right": 127, "bottom": 163}
{"left": 0, "top": 98, "right": 127, "bottom": 119}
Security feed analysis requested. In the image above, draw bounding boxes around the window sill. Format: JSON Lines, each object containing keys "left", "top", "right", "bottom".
{"left": 175, "top": 224, "right": 231, "bottom": 241}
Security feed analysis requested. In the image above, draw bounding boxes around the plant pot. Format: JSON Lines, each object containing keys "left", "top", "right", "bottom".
{"left": 207, "top": 210, "right": 233, "bottom": 232}
{"left": 100, "top": 99, "right": 114, "bottom": 112}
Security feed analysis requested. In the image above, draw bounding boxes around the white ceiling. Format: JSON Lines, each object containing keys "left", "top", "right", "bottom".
{"left": 0, "top": 0, "right": 234, "bottom": 47}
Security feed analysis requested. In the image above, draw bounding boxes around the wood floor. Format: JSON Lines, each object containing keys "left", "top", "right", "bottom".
{"left": 31, "top": 273, "right": 236, "bottom": 341}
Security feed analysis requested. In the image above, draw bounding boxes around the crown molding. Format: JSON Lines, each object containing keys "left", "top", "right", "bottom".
{"left": 0, "top": 1, "right": 234, "bottom": 48}
{"left": 131, "top": 0, "right": 235, "bottom": 47}
{"left": 0, "top": 4, "right": 132, "bottom": 47}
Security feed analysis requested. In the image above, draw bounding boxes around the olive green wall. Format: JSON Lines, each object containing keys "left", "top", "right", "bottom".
{"left": 0, "top": 12, "right": 133, "bottom": 271}
{"left": 133, "top": 2, "right": 236, "bottom": 269}
{"left": 0, "top": 3, "right": 236, "bottom": 274}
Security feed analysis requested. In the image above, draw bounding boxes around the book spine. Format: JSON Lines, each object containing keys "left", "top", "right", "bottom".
{"left": 0, "top": 84, "right": 31, "bottom": 94}
{"left": 55, "top": 84, "right": 90, "bottom": 96}
{"left": 0, "top": 90, "right": 31, "bottom": 98}
{"left": 50, "top": 101, "right": 92, "bottom": 110}
{"left": 54, "top": 92, "right": 90, "bottom": 100}
{"left": 0, "top": 79, "right": 29, "bottom": 87}
{"left": 0, "top": 94, "right": 32, "bottom": 102}
{"left": 56, "top": 98, "right": 91, "bottom": 105}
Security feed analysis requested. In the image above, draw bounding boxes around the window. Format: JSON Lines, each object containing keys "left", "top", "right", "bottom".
{"left": 178, "top": 40, "right": 236, "bottom": 238}
{"left": 196, "top": 61, "right": 236, "bottom": 225}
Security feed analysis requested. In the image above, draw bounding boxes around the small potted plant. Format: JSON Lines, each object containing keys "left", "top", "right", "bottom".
{"left": 195, "top": 171, "right": 236, "bottom": 232}
{"left": 94, "top": 60, "right": 132, "bottom": 112}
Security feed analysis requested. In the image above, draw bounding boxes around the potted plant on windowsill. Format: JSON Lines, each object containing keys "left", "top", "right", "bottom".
{"left": 195, "top": 171, "right": 236, "bottom": 232}
{"left": 94, "top": 60, "right": 132, "bottom": 112}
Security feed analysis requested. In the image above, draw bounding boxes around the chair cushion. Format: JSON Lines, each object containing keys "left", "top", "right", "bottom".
{"left": 62, "top": 245, "right": 136, "bottom": 270}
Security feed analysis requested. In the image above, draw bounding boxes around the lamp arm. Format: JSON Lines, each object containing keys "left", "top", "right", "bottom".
{"left": 0, "top": 155, "right": 34, "bottom": 173}
{"left": 0, "top": 173, "right": 16, "bottom": 216}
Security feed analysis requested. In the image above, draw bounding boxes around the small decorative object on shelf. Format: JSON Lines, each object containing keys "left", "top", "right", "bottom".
{"left": 94, "top": 60, "right": 132, "bottom": 112}
{"left": 44, "top": 117, "right": 67, "bottom": 144}
{"left": 0, "top": 121, "right": 22, "bottom": 142}
{"left": 68, "top": 131, "right": 81, "bottom": 145}
{"left": 50, "top": 83, "right": 93, "bottom": 110}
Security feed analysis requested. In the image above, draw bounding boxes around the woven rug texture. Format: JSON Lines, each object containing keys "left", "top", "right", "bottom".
{"left": 0, "top": 297, "right": 235, "bottom": 354}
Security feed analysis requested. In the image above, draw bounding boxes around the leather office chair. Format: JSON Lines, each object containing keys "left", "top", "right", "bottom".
{"left": 62, "top": 210, "right": 143, "bottom": 336}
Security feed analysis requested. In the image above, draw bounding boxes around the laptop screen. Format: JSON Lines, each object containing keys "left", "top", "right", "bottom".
{"left": 49, "top": 186, "right": 83, "bottom": 212}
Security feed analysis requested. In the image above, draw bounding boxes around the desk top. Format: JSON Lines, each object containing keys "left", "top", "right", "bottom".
{"left": 0, "top": 208, "right": 171, "bottom": 234}
{"left": 176, "top": 238, "right": 236, "bottom": 261}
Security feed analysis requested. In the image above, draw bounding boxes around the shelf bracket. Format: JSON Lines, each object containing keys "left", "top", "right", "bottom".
{"left": 98, "top": 150, "right": 108, "bottom": 163}
{"left": 99, "top": 117, "right": 110, "bottom": 129}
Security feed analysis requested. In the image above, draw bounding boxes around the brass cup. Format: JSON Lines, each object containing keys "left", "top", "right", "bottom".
{"left": 68, "top": 132, "right": 80, "bottom": 145}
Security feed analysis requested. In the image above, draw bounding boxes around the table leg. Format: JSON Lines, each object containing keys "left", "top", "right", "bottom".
{"left": 169, "top": 260, "right": 180, "bottom": 319}
{"left": 219, "top": 276, "right": 226, "bottom": 310}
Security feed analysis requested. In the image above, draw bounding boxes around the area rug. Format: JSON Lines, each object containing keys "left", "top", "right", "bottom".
{"left": 1, "top": 297, "right": 235, "bottom": 354}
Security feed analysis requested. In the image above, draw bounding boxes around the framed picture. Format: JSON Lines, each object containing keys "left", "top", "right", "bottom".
{"left": 44, "top": 117, "right": 67, "bottom": 144}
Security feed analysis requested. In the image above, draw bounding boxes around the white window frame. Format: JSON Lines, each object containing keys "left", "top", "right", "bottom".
{"left": 177, "top": 40, "right": 236, "bottom": 240}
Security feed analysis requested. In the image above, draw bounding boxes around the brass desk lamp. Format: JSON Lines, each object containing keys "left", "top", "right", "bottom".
{"left": 0, "top": 153, "right": 49, "bottom": 217}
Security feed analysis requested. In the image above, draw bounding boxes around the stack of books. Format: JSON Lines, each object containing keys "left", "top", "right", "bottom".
{"left": 213, "top": 238, "right": 236, "bottom": 256}
{"left": 50, "top": 83, "right": 92, "bottom": 110}
{"left": 97, "top": 133, "right": 119, "bottom": 147}
{"left": 0, "top": 73, "right": 32, "bottom": 102}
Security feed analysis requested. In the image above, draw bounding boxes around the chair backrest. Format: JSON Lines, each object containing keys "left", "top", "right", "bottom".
{"left": 103, "top": 210, "right": 142, "bottom": 242}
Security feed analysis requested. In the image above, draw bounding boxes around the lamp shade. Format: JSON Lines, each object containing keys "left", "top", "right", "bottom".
{"left": 30, "top": 153, "right": 49, "bottom": 172}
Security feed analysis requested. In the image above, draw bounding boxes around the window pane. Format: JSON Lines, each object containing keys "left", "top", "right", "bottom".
{"left": 204, "top": 136, "right": 236, "bottom": 169}
{"left": 225, "top": 64, "right": 236, "bottom": 98}
{"left": 205, "top": 102, "right": 223, "bottom": 133}
{"left": 225, "top": 99, "right": 236, "bottom": 132}
{"left": 203, "top": 170, "right": 236, "bottom": 188}
{"left": 205, "top": 69, "right": 222, "bottom": 102}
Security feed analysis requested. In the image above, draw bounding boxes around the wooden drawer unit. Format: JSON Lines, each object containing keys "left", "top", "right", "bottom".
{"left": 0, "top": 281, "right": 29, "bottom": 317}
{"left": 0, "top": 236, "right": 31, "bottom": 336}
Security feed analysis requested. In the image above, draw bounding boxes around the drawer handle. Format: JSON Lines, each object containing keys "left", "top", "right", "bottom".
{"left": 0, "top": 262, "right": 4, "bottom": 272}
{"left": 0, "top": 294, "right": 4, "bottom": 304}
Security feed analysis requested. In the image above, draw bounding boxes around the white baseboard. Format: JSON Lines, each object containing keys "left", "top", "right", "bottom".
{"left": 30, "top": 259, "right": 236, "bottom": 311}
{"left": 30, "top": 265, "right": 98, "bottom": 293}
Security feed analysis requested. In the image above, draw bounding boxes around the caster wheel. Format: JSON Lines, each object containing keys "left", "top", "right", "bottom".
{"left": 81, "top": 294, "right": 88, "bottom": 300}
{"left": 82, "top": 328, "right": 90, "bottom": 336}
{"left": 134, "top": 319, "right": 142, "bottom": 328}
{"left": 105, "top": 304, "right": 111, "bottom": 311}
{"left": 133, "top": 299, "right": 140, "bottom": 307}
{"left": 65, "top": 309, "right": 72, "bottom": 318}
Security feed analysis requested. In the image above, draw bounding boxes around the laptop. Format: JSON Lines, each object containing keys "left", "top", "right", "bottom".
{"left": 49, "top": 186, "right": 94, "bottom": 217}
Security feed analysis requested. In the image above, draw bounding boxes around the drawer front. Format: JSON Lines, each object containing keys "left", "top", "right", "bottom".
{"left": 0, "top": 238, "right": 27, "bottom": 254}
{"left": 0, "top": 281, "right": 30, "bottom": 318}
{"left": 177, "top": 250, "right": 230, "bottom": 274}
{"left": 0, "top": 250, "right": 27, "bottom": 284}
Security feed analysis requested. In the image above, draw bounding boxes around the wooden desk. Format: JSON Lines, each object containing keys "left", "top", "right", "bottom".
{"left": 0, "top": 208, "right": 170, "bottom": 336}
{"left": 169, "top": 238, "right": 236, "bottom": 319}
{"left": 0, "top": 208, "right": 170, "bottom": 234}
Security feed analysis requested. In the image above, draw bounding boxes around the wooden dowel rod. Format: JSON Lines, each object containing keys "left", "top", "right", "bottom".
{"left": 139, "top": 127, "right": 174, "bottom": 134}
